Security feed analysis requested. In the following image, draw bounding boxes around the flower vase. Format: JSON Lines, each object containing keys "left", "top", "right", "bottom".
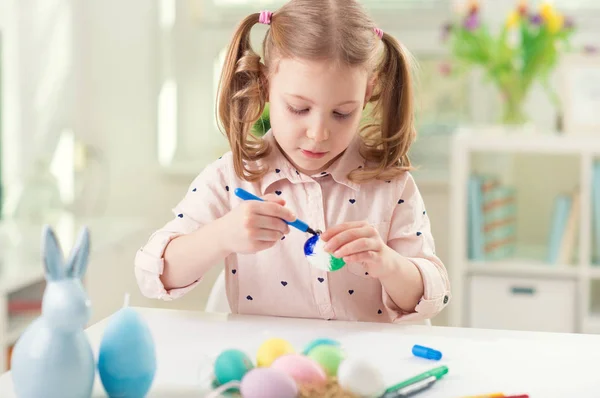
{"left": 501, "top": 96, "right": 528, "bottom": 126}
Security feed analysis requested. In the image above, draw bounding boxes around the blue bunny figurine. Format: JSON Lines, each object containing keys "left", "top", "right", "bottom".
{"left": 11, "top": 225, "right": 95, "bottom": 398}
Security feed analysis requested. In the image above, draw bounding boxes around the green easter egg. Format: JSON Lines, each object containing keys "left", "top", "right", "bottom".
{"left": 214, "top": 349, "right": 254, "bottom": 386}
{"left": 307, "top": 345, "right": 345, "bottom": 377}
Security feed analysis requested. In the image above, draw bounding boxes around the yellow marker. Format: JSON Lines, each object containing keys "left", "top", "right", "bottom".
{"left": 460, "top": 394, "right": 505, "bottom": 398}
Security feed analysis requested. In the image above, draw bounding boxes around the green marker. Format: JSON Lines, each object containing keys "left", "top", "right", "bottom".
{"left": 383, "top": 365, "right": 448, "bottom": 394}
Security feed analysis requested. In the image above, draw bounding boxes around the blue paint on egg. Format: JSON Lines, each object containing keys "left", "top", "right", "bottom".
{"left": 304, "top": 235, "right": 319, "bottom": 256}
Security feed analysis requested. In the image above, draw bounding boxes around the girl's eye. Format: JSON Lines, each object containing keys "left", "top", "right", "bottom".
{"left": 287, "top": 105, "right": 309, "bottom": 115}
{"left": 334, "top": 111, "right": 352, "bottom": 120}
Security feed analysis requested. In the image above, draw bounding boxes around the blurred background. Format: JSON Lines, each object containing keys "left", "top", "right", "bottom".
{"left": 0, "top": 0, "right": 599, "bottom": 371}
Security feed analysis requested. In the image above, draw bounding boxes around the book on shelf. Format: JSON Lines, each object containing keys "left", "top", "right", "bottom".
{"left": 546, "top": 189, "right": 580, "bottom": 265}
{"left": 593, "top": 162, "right": 600, "bottom": 265}
{"left": 7, "top": 299, "right": 42, "bottom": 315}
{"left": 468, "top": 174, "right": 517, "bottom": 261}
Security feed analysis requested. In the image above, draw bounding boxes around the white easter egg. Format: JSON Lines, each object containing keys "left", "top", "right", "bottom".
{"left": 304, "top": 235, "right": 346, "bottom": 272}
{"left": 337, "top": 357, "right": 385, "bottom": 397}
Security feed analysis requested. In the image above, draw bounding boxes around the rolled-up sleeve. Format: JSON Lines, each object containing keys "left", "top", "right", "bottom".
{"left": 134, "top": 155, "right": 231, "bottom": 300}
{"left": 382, "top": 172, "right": 451, "bottom": 322}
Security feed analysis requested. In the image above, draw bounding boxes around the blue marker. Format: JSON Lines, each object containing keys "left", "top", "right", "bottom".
{"left": 234, "top": 188, "right": 319, "bottom": 235}
{"left": 412, "top": 345, "right": 442, "bottom": 361}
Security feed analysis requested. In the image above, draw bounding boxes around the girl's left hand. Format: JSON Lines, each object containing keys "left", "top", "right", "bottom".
{"left": 320, "top": 221, "right": 399, "bottom": 278}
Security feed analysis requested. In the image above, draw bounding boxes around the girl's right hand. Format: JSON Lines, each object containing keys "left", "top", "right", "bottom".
{"left": 218, "top": 194, "right": 296, "bottom": 254}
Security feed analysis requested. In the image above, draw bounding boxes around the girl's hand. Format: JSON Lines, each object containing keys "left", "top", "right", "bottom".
{"left": 320, "top": 221, "right": 399, "bottom": 278}
{"left": 219, "top": 194, "right": 296, "bottom": 254}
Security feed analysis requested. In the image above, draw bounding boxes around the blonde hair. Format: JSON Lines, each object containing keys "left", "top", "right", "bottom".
{"left": 217, "top": 0, "right": 416, "bottom": 182}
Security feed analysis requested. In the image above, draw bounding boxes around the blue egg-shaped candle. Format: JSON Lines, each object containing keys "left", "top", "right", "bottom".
{"left": 98, "top": 294, "right": 156, "bottom": 397}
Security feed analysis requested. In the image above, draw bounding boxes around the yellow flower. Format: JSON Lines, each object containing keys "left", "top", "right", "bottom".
{"left": 506, "top": 10, "right": 520, "bottom": 28}
{"left": 539, "top": 2, "right": 554, "bottom": 21}
{"left": 547, "top": 12, "right": 564, "bottom": 33}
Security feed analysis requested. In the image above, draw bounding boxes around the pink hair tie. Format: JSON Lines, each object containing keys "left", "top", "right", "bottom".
{"left": 373, "top": 27, "right": 383, "bottom": 39}
{"left": 259, "top": 10, "right": 273, "bottom": 25}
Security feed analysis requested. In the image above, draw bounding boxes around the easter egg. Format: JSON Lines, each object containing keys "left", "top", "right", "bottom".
{"left": 240, "top": 368, "right": 298, "bottom": 398}
{"left": 302, "top": 337, "right": 340, "bottom": 355}
{"left": 271, "top": 354, "right": 327, "bottom": 385}
{"left": 304, "top": 235, "right": 346, "bottom": 271}
{"left": 214, "top": 349, "right": 254, "bottom": 386}
{"left": 306, "top": 344, "right": 345, "bottom": 376}
{"left": 98, "top": 305, "right": 156, "bottom": 398}
{"left": 337, "top": 357, "right": 385, "bottom": 397}
{"left": 256, "top": 338, "right": 295, "bottom": 367}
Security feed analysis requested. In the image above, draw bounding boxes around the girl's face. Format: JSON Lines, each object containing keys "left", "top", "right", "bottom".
{"left": 268, "top": 58, "right": 372, "bottom": 175}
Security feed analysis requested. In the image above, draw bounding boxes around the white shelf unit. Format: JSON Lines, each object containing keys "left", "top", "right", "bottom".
{"left": 448, "top": 126, "right": 600, "bottom": 334}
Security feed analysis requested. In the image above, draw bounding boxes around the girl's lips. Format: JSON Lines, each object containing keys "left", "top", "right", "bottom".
{"left": 301, "top": 149, "right": 328, "bottom": 159}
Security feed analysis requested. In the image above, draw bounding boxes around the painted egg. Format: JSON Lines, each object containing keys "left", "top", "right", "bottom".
{"left": 271, "top": 354, "right": 327, "bottom": 385}
{"left": 214, "top": 349, "right": 254, "bottom": 386}
{"left": 337, "top": 357, "right": 385, "bottom": 397}
{"left": 306, "top": 344, "right": 345, "bottom": 377}
{"left": 240, "top": 368, "right": 298, "bottom": 398}
{"left": 304, "top": 235, "right": 346, "bottom": 272}
{"left": 256, "top": 338, "right": 295, "bottom": 367}
{"left": 302, "top": 337, "right": 340, "bottom": 355}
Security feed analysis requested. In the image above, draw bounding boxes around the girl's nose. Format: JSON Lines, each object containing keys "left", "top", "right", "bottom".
{"left": 306, "top": 121, "right": 330, "bottom": 142}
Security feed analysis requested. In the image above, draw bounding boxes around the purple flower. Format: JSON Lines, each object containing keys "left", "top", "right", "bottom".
{"left": 584, "top": 45, "right": 598, "bottom": 54}
{"left": 564, "top": 16, "right": 575, "bottom": 29}
{"left": 464, "top": 14, "right": 480, "bottom": 31}
{"left": 529, "top": 13, "right": 542, "bottom": 25}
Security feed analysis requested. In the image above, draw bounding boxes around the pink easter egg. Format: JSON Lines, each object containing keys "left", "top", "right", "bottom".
{"left": 240, "top": 368, "right": 298, "bottom": 398}
{"left": 271, "top": 354, "right": 327, "bottom": 385}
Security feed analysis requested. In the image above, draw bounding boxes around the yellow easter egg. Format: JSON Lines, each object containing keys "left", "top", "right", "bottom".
{"left": 256, "top": 338, "right": 295, "bottom": 367}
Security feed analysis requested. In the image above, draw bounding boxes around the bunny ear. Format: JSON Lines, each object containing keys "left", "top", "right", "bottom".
{"left": 42, "top": 225, "right": 65, "bottom": 280}
{"left": 65, "top": 226, "right": 90, "bottom": 279}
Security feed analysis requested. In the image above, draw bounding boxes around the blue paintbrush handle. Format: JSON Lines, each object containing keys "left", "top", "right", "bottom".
{"left": 234, "top": 188, "right": 311, "bottom": 233}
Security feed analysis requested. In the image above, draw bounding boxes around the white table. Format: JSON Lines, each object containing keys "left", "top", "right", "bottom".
{"left": 1, "top": 307, "right": 599, "bottom": 397}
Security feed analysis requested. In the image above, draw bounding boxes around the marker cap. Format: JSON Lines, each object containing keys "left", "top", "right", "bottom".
{"left": 412, "top": 345, "right": 442, "bottom": 360}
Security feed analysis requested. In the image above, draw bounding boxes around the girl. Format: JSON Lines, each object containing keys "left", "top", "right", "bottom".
{"left": 135, "top": 0, "right": 450, "bottom": 324}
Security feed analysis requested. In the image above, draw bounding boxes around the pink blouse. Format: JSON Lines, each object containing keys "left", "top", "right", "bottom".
{"left": 134, "top": 132, "right": 451, "bottom": 323}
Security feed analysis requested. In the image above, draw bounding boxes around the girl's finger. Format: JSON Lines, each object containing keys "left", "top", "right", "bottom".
{"left": 254, "top": 201, "right": 296, "bottom": 223}
{"left": 334, "top": 237, "right": 381, "bottom": 258}
{"left": 320, "top": 221, "right": 368, "bottom": 241}
{"left": 249, "top": 228, "right": 284, "bottom": 242}
{"left": 323, "top": 225, "right": 377, "bottom": 253}
{"left": 247, "top": 215, "right": 290, "bottom": 234}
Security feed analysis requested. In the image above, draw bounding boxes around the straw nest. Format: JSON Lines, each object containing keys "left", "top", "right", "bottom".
{"left": 298, "top": 377, "right": 358, "bottom": 398}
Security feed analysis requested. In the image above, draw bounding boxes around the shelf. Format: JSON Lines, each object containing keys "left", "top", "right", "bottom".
{"left": 5, "top": 313, "right": 39, "bottom": 345}
{"left": 455, "top": 127, "right": 600, "bottom": 154}
{"left": 0, "top": 256, "right": 45, "bottom": 295}
{"left": 467, "top": 262, "right": 580, "bottom": 278}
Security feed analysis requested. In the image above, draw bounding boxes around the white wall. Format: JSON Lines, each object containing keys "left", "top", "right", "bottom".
{"left": 71, "top": 0, "right": 221, "bottom": 314}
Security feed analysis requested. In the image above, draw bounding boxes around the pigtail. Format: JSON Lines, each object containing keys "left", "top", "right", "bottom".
{"left": 217, "top": 13, "right": 270, "bottom": 181}
{"left": 355, "top": 32, "right": 416, "bottom": 182}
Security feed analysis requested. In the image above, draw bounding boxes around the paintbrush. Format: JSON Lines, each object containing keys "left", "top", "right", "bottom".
{"left": 234, "top": 188, "right": 320, "bottom": 236}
